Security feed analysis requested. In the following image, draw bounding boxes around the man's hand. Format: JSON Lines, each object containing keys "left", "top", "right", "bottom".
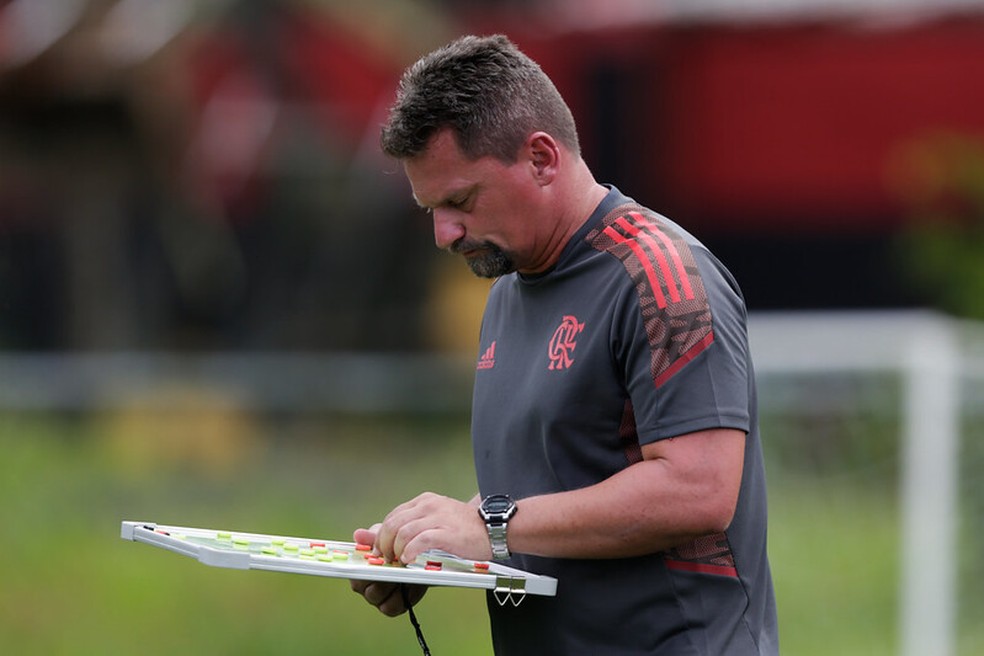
{"left": 349, "top": 525, "right": 427, "bottom": 616}
{"left": 375, "top": 492, "right": 491, "bottom": 564}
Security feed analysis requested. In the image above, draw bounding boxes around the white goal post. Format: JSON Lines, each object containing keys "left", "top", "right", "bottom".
{"left": 748, "top": 309, "right": 982, "bottom": 656}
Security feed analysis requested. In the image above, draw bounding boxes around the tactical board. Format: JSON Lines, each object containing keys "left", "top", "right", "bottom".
{"left": 121, "top": 521, "right": 556, "bottom": 606}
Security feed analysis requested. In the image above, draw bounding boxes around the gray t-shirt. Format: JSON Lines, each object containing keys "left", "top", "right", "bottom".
{"left": 471, "top": 187, "right": 778, "bottom": 655}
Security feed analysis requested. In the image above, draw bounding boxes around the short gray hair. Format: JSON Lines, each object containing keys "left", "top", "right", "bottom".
{"left": 380, "top": 34, "right": 580, "bottom": 162}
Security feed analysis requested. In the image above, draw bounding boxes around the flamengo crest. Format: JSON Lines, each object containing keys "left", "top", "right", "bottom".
{"left": 548, "top": 315, "right": 584, "bottom": 370}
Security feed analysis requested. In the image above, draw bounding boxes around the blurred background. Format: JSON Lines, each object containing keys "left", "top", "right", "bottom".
{"left": 1, "top": 0, "right": 983, "bottom": 654}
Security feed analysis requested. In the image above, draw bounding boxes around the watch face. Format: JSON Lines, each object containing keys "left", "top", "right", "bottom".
{"left": 484, "top": 496, "right": 513, "bottom": 514}
{"left": 481, "top": 494, "right": 516, "bottom": 520}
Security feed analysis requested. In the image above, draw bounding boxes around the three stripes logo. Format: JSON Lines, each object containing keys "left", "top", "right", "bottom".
{"left": 477, "top": 341, "right": 496, "bottom": 370}
{"left": 587, "top": 205, "right": 715, "bottom": 389}
{"left": 601, "top": 211, "right": 696, "bottom": 309}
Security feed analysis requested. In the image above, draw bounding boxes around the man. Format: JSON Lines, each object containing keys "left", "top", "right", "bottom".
{"left": 351, "top": 34, "right": 778, "bottom": 655}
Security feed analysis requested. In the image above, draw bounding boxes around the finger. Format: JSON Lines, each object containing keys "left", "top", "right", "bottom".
{"left": 362, "top": 582, "right": 405, "bottom": 617}
{"left": 402, "top": 584, "right": 428, "bottom": 608}
{"left": 374, "top": 523, "right": 396, "bottom": 562}
{"left": 400, "top": 527, "right": 455, "bottom": 564}
{"left": 350, "top": 578, "right": 371, "bottom": 595}
{"left": 376, "top": 509, "right": 408, "bottom": 556}
{"left": 395, "top": 527, "right": 424, "bottom": 564}
{"left": 378, "top": 511, "right": 420, "bottom": 562}
{"left": 378, "top": 583, "right": 429, "bottom": 617}
{"left": 376, "top": 587, "right": 407, "bottom": 617}
{"left": 353, "top": 527, "right": 378, "bottom": 547}
{"left": 377, "top": 493, "right": 444, "bottom": 561}
{"left": 391, "top": 517, "right": 435, "bottom": 564}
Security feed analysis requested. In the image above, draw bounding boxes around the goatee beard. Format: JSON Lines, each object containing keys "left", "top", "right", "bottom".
{"left": 453, "top": 240, "right": 515, "bottom": 278}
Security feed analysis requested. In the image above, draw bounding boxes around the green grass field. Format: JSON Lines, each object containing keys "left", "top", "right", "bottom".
{"left": 0, "top": 411, "right": 980, "bottom": 655}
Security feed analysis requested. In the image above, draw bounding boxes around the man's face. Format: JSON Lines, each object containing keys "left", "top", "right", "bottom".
{"left": 404, "top": 129, "right": 544, "bottom": 278}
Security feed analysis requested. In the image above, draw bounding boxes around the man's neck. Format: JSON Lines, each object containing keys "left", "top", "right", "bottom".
{"left": 522, "top": 163, "right": 607, "bottom": 275}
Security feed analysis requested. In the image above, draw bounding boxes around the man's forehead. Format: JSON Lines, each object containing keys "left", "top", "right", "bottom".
{"left": 403, "top": 133, "right": 486, "bottom": 208}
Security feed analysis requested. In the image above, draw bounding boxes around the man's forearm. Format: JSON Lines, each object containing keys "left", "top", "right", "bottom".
{"left": 505, "top": 429, "right": 745, "bottom": 559}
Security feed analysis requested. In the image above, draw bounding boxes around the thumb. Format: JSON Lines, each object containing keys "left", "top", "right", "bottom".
{"left": 353, "top": 524, "right": 381, "bottom": 547}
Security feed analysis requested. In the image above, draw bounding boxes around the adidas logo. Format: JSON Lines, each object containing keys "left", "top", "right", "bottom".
{"left": 477, "top": 341, "right": 496, "bottom": 370}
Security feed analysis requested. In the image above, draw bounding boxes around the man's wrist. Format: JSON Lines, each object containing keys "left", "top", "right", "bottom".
{"left": 478, "top": 494, "right": 518, "bottom": 560}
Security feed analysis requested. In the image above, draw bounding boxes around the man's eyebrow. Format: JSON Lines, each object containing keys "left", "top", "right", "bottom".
{"left": 413, "top": 186, "right": 474, "bottom": 210}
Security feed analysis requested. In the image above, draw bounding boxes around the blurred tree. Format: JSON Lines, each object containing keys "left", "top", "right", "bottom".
{"left": 0, "top": 0, "right": 446, "bottom": 352}
{"left": 891, "top": 133, "right": 984, "bottom": 320}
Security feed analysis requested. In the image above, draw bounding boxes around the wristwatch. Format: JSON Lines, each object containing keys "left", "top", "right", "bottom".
{"left": 478, "top": 494, "right": 517, "bottom": 560}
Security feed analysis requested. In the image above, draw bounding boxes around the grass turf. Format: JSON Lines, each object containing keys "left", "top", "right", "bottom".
{"left": 1, "top": 411, "right": 981, "bottom": 655}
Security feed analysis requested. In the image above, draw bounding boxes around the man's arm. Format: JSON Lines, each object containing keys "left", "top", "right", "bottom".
{"left": 509, "top": 427, "right": 744, "bottom": 558}
{"left": 372, "top": 427, "right": 745, "bottom": 564}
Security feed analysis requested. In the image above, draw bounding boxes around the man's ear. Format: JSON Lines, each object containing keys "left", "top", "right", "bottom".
{"left": 527, "top": 132, "right": 560, "bottom": 185}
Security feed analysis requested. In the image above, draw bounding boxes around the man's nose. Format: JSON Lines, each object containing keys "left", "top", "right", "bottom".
{"left": 433, "top": 209, "right": 465, "bottom": 250}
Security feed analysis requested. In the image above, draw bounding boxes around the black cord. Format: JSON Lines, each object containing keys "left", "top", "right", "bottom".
{"left": 402, "top": 584, "right": 431, "bottom": 656}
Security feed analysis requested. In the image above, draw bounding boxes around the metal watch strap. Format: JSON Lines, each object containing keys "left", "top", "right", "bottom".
{"left": 479, "top": 494, "right": 516, "bottom": 560}
{"left": 486, "top": 521, "right": 510, "bottom": 560}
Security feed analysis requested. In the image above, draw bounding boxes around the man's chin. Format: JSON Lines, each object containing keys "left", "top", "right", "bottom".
{"left": 465, "top": 252, "right": 514, "bottom": 279}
